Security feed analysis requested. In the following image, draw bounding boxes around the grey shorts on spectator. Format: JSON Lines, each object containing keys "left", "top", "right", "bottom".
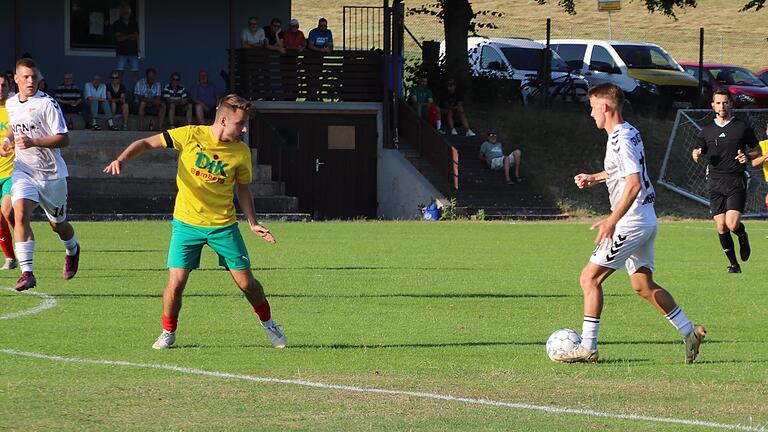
{"left": 490, "top": 154, "right": 515, "bottom": 170}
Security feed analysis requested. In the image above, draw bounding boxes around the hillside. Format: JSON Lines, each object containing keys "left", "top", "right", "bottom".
{"left": 292, "top": 0, "right": 767, "bottom": 71}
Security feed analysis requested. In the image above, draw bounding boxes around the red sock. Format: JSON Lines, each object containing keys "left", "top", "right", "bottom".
{"left": 0, "top": 218, "right": 15, "bottom": 260}
{"left": 252, "top": 299, "right": 271, "bottom": 322}
{"left": 162, "top": 314, "right": 178, "bottom": 332}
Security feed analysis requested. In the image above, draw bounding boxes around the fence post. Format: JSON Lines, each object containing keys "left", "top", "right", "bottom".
{"left": 543, "top": 18, "right": 551, "bottom": 108}
{"left": 698, "top": 27, "right": 704, "bottom": 106}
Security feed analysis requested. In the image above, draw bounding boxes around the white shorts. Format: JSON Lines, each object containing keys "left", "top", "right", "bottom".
{"left": 589, "top": 225, "right": 656, "bottom": 274}
{"left": 490, "top": 154, "right": 515, "bottom": 170}
{"left": 11, "top": 172, "right": 69, "bottom": 223}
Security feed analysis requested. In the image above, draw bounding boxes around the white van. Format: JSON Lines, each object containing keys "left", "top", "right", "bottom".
{"left": 543, "top": 39, "right": 698, "bottom": 111}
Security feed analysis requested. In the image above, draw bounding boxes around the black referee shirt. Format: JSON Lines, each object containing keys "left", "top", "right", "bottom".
{"left": 695, "top": 118, "right": 758, "bottom": 178}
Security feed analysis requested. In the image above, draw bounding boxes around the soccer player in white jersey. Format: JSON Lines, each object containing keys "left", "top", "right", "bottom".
{"left": 557, "top": 83, "right": 705, "bottom": 364}
{"left": 0, "top": 58, "right": 81, "bottom": 291}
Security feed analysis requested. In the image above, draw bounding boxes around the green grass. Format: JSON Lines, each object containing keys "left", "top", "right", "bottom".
{"left": 2, "top": 220, "right": 768, "bottom": 430}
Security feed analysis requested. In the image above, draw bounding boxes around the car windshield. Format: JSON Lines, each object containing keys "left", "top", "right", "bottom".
{"left": 500, "top": 47, "right": 570, "bottom": 72}
{"left": 709, "top": 67, "right": 766, "bottom": 87}
{"left": 611, "top": 44, "right": 679, "bottom": 70}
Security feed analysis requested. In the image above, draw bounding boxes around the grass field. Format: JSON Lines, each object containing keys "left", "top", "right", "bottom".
{"left": 2, "top": 220, "right": 768, "bottom": 431}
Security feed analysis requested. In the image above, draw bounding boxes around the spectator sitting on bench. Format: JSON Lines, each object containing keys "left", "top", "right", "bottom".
{"left": 84, "top": 73, "right": 119, "bottom": 131}
{"left": 54, "top": 72, "right": 82, "bottom": 129}
{"left": 107, "top": 71, "right": 130, "bottom": 130}
{"left": 283, "top": 19, "right": 306, "bottom": 53}
{"left": 190, "top": 70, "right": 220, "bottom": 125}
{"left": 440, "top": 78, "right": 475, "bottom": 137}
{"left": 134, "top": 67, "right": 165, "bottom": 130}
{"left": 162, "top": 72, "right": 192, "bottom": 128}
{"left": 307, "top": 18, "right": 333, "bottom": 53}
{"left": 241, "top": 16, "right": 266, "bottom": 48}
{"left": 479, "top": 130, "right": 523, "bottom": 184}
{"left": 408, "top": 74, "right": 439, "bottom": 128}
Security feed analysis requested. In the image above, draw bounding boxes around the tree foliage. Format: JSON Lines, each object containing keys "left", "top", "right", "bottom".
{"left": 535, "top": 0, "right": 764, "bottom": 18}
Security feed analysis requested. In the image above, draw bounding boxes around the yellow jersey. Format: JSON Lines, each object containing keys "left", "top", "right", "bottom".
{"left": 760, "top": 139, "right": 768, "bottom": 181}
{"left": 164, "top": 126, "right": 253, "bottom": 227}
{"left": 0, "top": 106, "right": 15, "bottom": 179}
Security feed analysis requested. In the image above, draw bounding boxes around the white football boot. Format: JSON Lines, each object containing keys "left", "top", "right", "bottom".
{"left": 152, "top": 330, "right": 176, "bottom": 350}
{"left": 2, "top": 258, "right": 17, "bottom": 270}
{"left": 552, "top": 345, "right": 599, "bottom": 363}
{"left": 684, "top": 324, "right": 706, "bottom": 364}
{"left": 262, "top": 321, "right": 287, "bottom": 349}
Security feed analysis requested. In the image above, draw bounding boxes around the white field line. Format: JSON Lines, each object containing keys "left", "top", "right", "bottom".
{"left": 0, "top": 287, "right": 58, "bottom": 320}
{"left": 0, "top": 289, "right": 764, "bottom": 431}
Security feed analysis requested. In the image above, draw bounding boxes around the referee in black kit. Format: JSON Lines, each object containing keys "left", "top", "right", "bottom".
{"left": 692, "top": 90, "right": 761, "bottom": 273}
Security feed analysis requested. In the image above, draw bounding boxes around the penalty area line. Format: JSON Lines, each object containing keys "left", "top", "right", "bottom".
{"left": 0, "top": 348, "right": 763, "bottom": 431}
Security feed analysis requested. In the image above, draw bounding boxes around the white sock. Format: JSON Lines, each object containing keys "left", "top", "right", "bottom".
{"left": 581, "top": 315, "right": 600, "bottom": 351}
{"left": 665, "top": 306, "right": 693, "bottom": 337}
{"left": 261, "top": 318, "right": 275, "bottom": 327}
{"left": 61, "top": 234, "right": 78, "bottom": 256}
{"left": 15, "top": 240, "right": 35, "bottom": 272}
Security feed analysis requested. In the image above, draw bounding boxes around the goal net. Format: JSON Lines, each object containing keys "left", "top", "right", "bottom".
{"left": 658, "top": 109, "right": 768, "bottom": 218}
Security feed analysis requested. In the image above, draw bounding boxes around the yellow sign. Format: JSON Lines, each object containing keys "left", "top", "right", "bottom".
{"left": 598, "top": 0, "right": 621, "bottom": 11}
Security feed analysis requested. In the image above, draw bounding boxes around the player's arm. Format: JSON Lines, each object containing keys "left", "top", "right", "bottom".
{"left": 0, "top": 129, "right": 13, "bottom": 156}
{"left": 590, "top": 172, "right": 641, "bottom": 244}
{"left": 749, "top": 145, "right": 765, "bottom": 167}
{"left": 235, "top": 183, "right": 276, "bottom": 244}
{"left": 103, "top": 133, "right": 166, "bottom": 175}
{"left": 574, "top": 171, "right": 607, "bottom": 189}
{"left": 14, "top": 131, "right": 68, "bottom": 150}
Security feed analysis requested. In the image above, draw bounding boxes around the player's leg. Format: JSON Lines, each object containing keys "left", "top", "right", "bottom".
{"left": 39, "top": 178, "right": 80, "bottom": 280}
{"left": 10, "top": 174, "right": 41, "bottom": 291}
{"left": 155, "top": 219, "right": 204, "bottom": 350}
{"left": 711, "top": 189, "right": 739, "bottom": 272}
{"left": 209, "top": 223, "right": 287, "bottom": 348}
{"left": 0, "top": 180, "right": 16, "bottom": 270}
{"left": 725, "top": 180, "right": 749, "bottom": 262}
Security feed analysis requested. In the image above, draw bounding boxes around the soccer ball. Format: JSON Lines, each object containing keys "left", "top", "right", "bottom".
{"left": 545, "top": 328, "right": 582, "bottom": 361}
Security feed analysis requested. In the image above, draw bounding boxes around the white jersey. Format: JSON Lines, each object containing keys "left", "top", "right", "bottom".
{"left": 603, "top": 122, "right": 657, "bottom": 227}
{"left": 5, "top": 90, "right": 69, "bottom": 180}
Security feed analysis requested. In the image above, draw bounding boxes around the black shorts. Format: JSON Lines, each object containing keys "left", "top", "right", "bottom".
{"left": 708, "top": 175, "right": 747, "bottom": 216}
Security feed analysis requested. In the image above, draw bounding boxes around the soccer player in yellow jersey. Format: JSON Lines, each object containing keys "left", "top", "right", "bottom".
{"left": 0, "top": 74, "right": 18, "bottom": 270}
{"left": 103, "top": 94, "right": 286, "bottom": 350}
{"left": 750, "top": 124, "right": 767, "bottom": 237}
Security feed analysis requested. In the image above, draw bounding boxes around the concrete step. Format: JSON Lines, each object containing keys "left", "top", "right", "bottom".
{"left": 66, "top": 162, "right": 273, "bottom": 181}
{"left": 67, "top": 177, "right": 284, "bottom": 197}
{"left": 66, "top": 193, "right": 299, "bottom": 214}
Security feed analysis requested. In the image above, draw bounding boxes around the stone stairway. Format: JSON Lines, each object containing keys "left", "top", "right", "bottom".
{"left": 400, "top": 134, "right": 567, "bottom": 220}
{"left": 61, "top": 130, "right": 301, "bottom": 216}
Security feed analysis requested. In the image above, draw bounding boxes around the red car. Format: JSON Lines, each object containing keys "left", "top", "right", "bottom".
{"left": 680, "top": 62, "right": 768, "bottom": 108}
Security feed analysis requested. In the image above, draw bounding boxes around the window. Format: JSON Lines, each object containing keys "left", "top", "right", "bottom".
{"left": 552, "top": 44, "right": 586, "bottom": 70}
{"left": 480, "top": 46, "right": 505, "bottom": 71}
{"left": 65, "top": 0, "right": 144, "bottom": 56}
{"left": 589, "top": 46, "right": 618, "bottom": 73}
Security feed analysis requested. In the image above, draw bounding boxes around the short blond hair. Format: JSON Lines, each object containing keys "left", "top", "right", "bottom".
{"left": 215, "top": 94, "right": 252, "bottom": 120}
{"left": 587, "top": 83, "right": 624, "bottom": 110}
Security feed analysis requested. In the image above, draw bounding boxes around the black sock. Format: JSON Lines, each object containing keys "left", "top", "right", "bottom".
{"left": 734, "top": 223, "right": 747, "bottom": 240}
{"left": 718, "top": 232, "right": 738, "bottom": 266}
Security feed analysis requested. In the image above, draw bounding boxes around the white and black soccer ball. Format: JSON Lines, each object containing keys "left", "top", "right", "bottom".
{"left": 545, "top": 328, "right": 582, "bottom": 361}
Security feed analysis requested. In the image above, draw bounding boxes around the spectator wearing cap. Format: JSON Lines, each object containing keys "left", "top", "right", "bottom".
{"left": 439, "top": 78, "right": 475, "bottom": 137}
{"left": 283, "top": 19, "right": 306, "bottom": 52}
{"left": 479, "top": 130, "right": 523, "bottom": 184}
{"left": 264, "top": 18, "right": 286, "bottom": 54}
{"left": 307, "top": 18, "right": 333, "bottom": 53}
{"left": 162, "top": 72, "right": 192, "bottom": 127}
{"left": 241, "top": 16, "right": 266, "bottom": 48}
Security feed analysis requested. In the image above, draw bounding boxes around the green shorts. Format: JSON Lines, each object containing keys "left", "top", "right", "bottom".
{"left": 167, "top": 218, "right": 251, "bottom": 270}
{"left": 0, "top": 176, "right": 12, "bottom": 198}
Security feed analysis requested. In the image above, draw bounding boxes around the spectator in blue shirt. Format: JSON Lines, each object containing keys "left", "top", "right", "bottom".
{"left": 134, "top": 67, "right": 165, "bottom": 130}
{"left": 307, "top": 18, "right": 333, "bottom": 53}
{"left": 190, "top": 70, "right": 220, "bottom": 125}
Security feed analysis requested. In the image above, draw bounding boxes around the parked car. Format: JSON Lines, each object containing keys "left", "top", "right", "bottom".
{"left": 757, "top": 68, "right": 768, "bottom": 85}
{"left": 544, "top": 39, "right": 698, "bottom": 114}
{"left": 442, "top": 37, "right": 588, "bottom": 104}
{"left": 680, "top": 62, "right": 768, "bottom": 108}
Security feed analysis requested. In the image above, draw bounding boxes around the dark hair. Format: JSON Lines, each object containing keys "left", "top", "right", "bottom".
{"left": 318, "top": 18, "right": 328, "bottom": 24}
{"left": 170, "top": 72, "right": 181, "bottom": 80}
{"left": 271, "top": 18, "right": 281, "bottom": 25}
{"left": 712, "top": 90, "right": 731, "bottom": 101}
{"left": 146, "top": 68, "right": 156, "bottom": 76}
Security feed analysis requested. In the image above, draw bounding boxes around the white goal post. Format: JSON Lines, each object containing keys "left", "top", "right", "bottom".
{"left": 658, "top": 109, "right": 768, "bottom": 218}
